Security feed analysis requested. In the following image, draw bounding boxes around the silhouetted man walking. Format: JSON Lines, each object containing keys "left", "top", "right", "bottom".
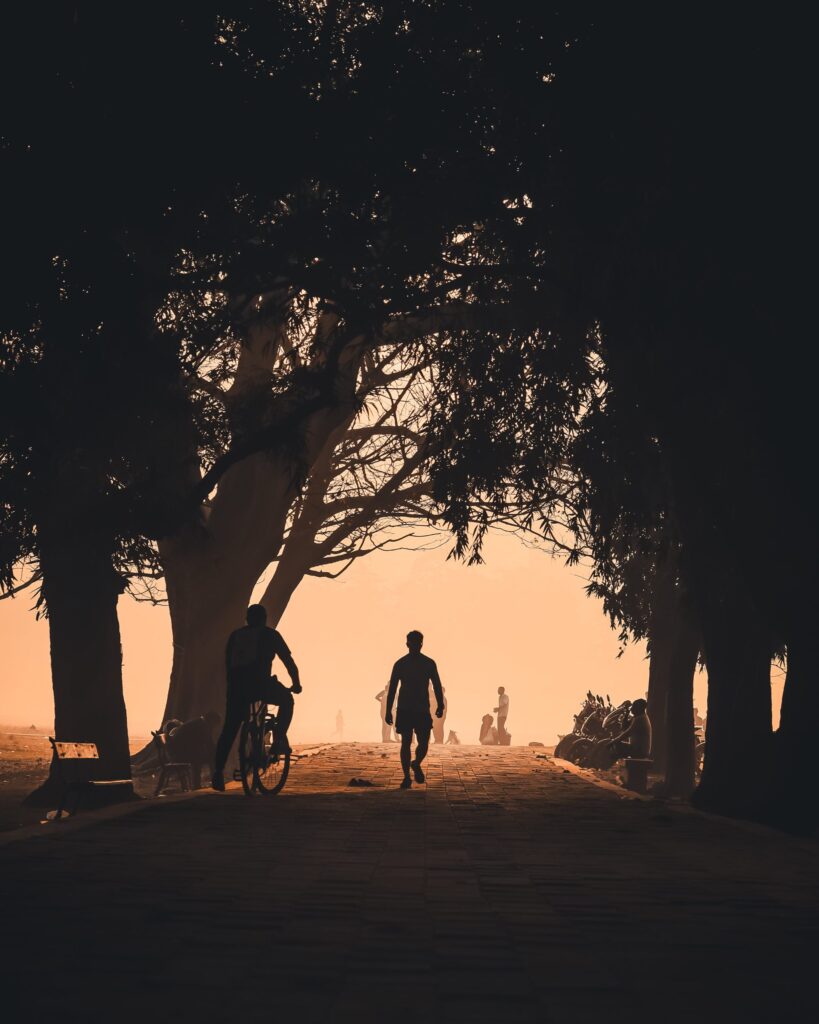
{"left": 211, "top": 604, "right": 301, "bottom": 791}
{"left": 385, "top": 630, "right": 443, "bottom": 788}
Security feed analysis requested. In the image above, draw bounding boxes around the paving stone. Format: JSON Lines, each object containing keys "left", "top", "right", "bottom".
{"left": 1, "top": 743, "right": 817, "bottom": 1023}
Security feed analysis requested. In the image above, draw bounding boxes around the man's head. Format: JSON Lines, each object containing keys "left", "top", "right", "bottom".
{"left": 246, "top": 604, "right": 267, "bottom": 627}
{"left": 498, "top": 686, "right": 505, "bottom": 695}
{"left": 406, "top": 630, "right": 424, "bottom": 654}
{"left": 632, "top": 698, "right": 647, "bottom": 715}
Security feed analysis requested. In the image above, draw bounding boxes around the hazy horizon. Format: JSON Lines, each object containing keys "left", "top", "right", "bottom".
{"left": 1, "top": 531, "right": 778, "bottom": 744}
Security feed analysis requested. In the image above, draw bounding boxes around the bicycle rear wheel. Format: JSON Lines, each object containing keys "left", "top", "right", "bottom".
{"left": 255, "top": 719, "right": 290, "bottom": 795}
{"left": 238, "top": 722, "right": 257, "bottom": 796}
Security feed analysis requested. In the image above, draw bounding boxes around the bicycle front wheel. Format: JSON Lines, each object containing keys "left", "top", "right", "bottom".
{"left": 255, "top": 721, "right": 290, "bottom": 795}
{"left": 238, "top": 722, "right": 257, "bottom": 796}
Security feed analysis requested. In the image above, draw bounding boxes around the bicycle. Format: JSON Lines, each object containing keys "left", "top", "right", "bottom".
{"left": 234, "top": 700, "right": 291, "bottom": 796}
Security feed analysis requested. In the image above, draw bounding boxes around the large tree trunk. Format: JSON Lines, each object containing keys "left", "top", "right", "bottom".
{"left": 27, "top": 532, "right": 131, "bottom": 805}
{"left": 161, "top": 567, "right": 254, "bottom": 723}
{"left": 159, "top": 426, "right": 356, "bottom": 725}
{"left": 645, "top": 563, "right": 675, "bottom": 772}
{"left": 159, "top": 453, "right": 294, "bottom": 723}
{"left": 153, "top": 310, "right": 361, "bottom": 734}
{"left": 772, "top": 616, "right": 819, "bottom": 831}
{"left": 663, "top": 616, "right": 699, "bottom": 797}
{"left": 260, "top": 555, "right": 307, "bottom": 628}
{"left": 646, "top": 560, "right": 700, "bottom": 796}
{"left": 778, "top": 620, "right": 818, "bottom": 744}
{"left": 693, "top": 604, "right": 772, "bottom": 817}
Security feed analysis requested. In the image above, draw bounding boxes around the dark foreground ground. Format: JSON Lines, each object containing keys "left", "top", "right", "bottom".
{"left": 1, "top": 744, "right": 817, "bottom": 1023}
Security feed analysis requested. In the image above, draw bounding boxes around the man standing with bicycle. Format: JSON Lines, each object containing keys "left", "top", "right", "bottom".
{"left": 385, "top": 630, "right": 444, "bottom": 789}
{"left": 211, "top": 604, "right": 302, "bottom": 791}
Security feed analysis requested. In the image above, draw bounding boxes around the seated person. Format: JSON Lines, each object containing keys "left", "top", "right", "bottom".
{"left": 167, "top": 711, "right": 221, "bottom": 789}
{"left": 610, "top": 698, "right": 652, "bottom": 759}
{"left": 479, "top": 714, "right": 498, "bottom": 745}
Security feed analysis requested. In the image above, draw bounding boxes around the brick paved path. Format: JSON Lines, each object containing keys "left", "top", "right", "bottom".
{"left": 2, "top": 744, "right": 817, "bottom": 1023}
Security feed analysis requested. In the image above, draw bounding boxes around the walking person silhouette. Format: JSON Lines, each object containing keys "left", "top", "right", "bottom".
{"left": 385, "top": 630, "right": 444, "bottom": 789}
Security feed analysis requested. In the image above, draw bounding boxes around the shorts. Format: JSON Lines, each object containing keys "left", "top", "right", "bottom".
{"left": 228, "top": 673, "right": 290, "bottom": 707}
{"left": 395, "top": 708, "right": 433, "bottom": 738}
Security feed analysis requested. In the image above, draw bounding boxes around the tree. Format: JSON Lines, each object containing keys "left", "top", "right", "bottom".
{"left": 0, "top": 2, "right": 225, "bottom": 790}
{"left": 2, "top": 3, "right": 584, "bottom": 790}
{"left": 132, "top": 2, "right": 588, "bottom": 727}
{"left": 156, "top": 335, "right": 439, "bottom": 724}
{"left": 0, "top": 4, "right": 360, "bottom": 791}
{"left": 550, "top": 7, "right": 811, "bottom": 820}
{"left": 427, "top": 9, "right": 813, "bottom": 823}
{"left": 428, "top": 333, "right": 703, "bottom": 796}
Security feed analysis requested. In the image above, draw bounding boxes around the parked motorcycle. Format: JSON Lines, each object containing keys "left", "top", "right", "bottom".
{"left": 554, "top": 691, "right": 597, "bottom": 759}
{"left": 556, "top": 693, "right": 613, "bottom": 763}
{"left": 578, "top": 701, "right": 632, "bottom": 768}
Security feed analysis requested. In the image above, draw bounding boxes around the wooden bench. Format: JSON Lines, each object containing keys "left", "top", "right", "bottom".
{"left": 623, "top": 758, "right": 653, "bottom": 794}
{"left": 151, "top": 731, "right": 193, "bottom": 796}
{"left": 49, "top": 739, "right": 133, "bottom": 818}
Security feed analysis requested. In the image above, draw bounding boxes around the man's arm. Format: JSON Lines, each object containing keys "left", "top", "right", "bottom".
{"left": 430, "top": 661, "right": 444, "bottom": 717}
{"left": 385, "top": 665, "right": 400, "bottom": 725}
{"left": 273, "top": 631, "right": 302, "bottom": 692}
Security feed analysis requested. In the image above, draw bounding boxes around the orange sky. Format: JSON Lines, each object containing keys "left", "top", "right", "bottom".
{"left": 0, "top": 532, "right": 781, "bottom": 743}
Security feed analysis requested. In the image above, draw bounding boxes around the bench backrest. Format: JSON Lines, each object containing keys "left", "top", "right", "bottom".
{"left": 50, "top": 740, "right": 99, "bottom": 760}
{"left": 49, "top": 738, "right": 106, "bottom": 787}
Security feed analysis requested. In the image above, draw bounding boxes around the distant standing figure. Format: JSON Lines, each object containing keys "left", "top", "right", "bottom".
{"left": 494, "top": 686, "right": 510, "bottom": 744}
{"left": 333, "top": 709, "right": 344, "bottom": 741}
{"left": 385, "top": 630, "right": 444, "bottom": 789}
{"left": 432, "top": 685, "right": 448, "bottom": 744}
{"left": 446, "top": 730, "right": 460, "bottom": 745}
{"left": 479, "top": 714, "right": 498, "bottom": 745}
{"left": 375, "top": 686, "right": 394, "bottom": 742}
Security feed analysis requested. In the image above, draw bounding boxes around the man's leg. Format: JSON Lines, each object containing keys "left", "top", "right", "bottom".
{"left": 400, "top": 730, "right": 413, "bottom": 786}
{"left": 410, "top": 723, "right": 431, "bottom": 783}
{"left": 382, "top": 719, "right": 391, "bottom": 743}
{"left": 415, "top": 728, "right": 430, "bottom": 766}
{"left": 260, "top": 677, "right": 295, "bottom": 752}
{"left": 212, "top": 693, "right": 244, "bottom": 788}
{"left": 497, "top": 717, "right": 508, "bottom": 744}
